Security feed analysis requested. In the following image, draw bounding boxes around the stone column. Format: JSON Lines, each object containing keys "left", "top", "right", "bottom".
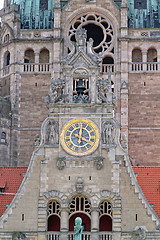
{"left": 60, "top": 208, "right": 69, "bottom": 240}
{"left": 91, "top": 207, "right": 99, "bottom": 240}
{"left": 142, "top": 50, "right": 147, "bottom": 71}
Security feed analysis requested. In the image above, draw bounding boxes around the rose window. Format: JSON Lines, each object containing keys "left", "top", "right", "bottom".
{"left": 68, "top": 13, "right": 114, "bottom": 55}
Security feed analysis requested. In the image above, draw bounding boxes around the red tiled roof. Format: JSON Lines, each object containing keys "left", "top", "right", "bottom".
{"left": 0, "top": 167, "right": 27, "bottom": 217}
{"left": 133, "top": 167, "right": 160, "bottom": 218}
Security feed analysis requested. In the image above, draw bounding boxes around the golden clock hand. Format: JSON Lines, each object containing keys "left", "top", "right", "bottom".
{"left": 81, "top": 136, "right": 90, "bottom": 143}
{"left": 74, "top": 133, "right": 82, "bottom": 143}
{"left": 78, "top": 123, "right": 83, "bottom": 144}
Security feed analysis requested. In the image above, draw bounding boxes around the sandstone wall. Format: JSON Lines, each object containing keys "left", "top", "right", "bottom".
{"left": 128, "top": 73, "right": 160, "bottom": 165}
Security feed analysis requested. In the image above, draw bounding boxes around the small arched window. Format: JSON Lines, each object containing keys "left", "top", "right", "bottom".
{"left": 47, "top": 200, "right": 61, "bottom": 231}
{"left": 1, "top": 132, "right": 6, "bottom": 143}
{"left": 3, "top": 34, "right": 10, "bottom": 43}
{"left": 24, "top": 49, "right": 35, "bottom": 63}
{"left": 39, "top": 49, "right": 49, "bottom": 63}
{"left": 147, "top": 48, "right": 157, "bottom": 62}
{"left": 4, "top": 51, "right": 10, "bottom": 67}
{"left": 99, "top": 201, "right": 112, "bottom": 231}
{"left": 132, "top": 48, "right": 142, "bottom": 62}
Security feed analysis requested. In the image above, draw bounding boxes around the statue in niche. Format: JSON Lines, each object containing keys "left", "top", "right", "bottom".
{"left": 57, "top": 157, "right": 66, "bottom": 170}
{"left": 34, "top": 134, "right": 40, "bottom": 147}
{"left": 46, "top": 120, "right": 59, "bottom": 144}
{"left": 76, "top": 177, "right": 84, "bottom": 193}
{"left": 102, "top": 122, "right": 114, "bottom": 145}
{"left": 74, "top": 217, "right": 83, "bottom": 240}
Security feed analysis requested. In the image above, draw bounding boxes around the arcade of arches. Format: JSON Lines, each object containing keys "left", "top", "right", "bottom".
{"left": 47, "top": 196, "right": 112, "bottom": 232}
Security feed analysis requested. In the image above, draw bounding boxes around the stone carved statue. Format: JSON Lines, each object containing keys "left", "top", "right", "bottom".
{"left": 74, "top": 217, "right": 83, "bottom": 240}
{"left": 102, "top": 122, "right": 115, "bottom": 145}
{"left": 94, "top": 156, "right": 104, "bottom": 170}
{"left": 45, "top": 78, "right": 67, "bottom": 104}
{"left": 57, "top": 157, "right": 66, "bottom": 170}
{"left": 96, "top": 70, "right": 116, "bottom": 104}
{"left": 132, "top": 227, "right": 146, "bottom": 240}
{"left": 75, "top": 28, "right": 87, "bottom": 52}
{"left": 76, "top": 177, "right": 84, "bottom": 193}
{"left": 34, "top": 134, "right": 40, "bottom": 147}
{"left": 45, "top": 120, "right": 59, "bottom": 144}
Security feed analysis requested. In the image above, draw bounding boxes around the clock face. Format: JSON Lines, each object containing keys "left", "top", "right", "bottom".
{"left": 61, "top": 119, "right": 99, "bottom": 156}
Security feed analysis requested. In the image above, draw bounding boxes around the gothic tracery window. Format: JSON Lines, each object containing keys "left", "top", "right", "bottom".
{"left": 68, "top": 13, "right": 114, "bottom": 56}
{"left": 99, "top": 201, "right": 112, "bottom": 231}
{"left": 47, "top": 200, "right": 61, "bottom": 231}
{"left": 69, "top": 196, "right": 91, "bottom": 215}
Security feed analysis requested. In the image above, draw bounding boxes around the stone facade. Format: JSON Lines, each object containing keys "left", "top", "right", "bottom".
{"left": 0, "top": 0, "right": 160, "bottom": 239}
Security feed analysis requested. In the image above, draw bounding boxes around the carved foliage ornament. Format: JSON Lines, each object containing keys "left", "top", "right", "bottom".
{"left": 12, "top": 232, "right": 26, "bottom": 240}
{"left": 132, "top": 227, "right": 146, "bottom": 240}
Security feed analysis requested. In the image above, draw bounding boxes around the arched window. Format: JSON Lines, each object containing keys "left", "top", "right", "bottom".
{"left": 99, "top": 201, "right": 112, "bottom": 231}
{"left": 39, "top": 49, "right": 49, "bottom": 63}
{"left": 24, "top": 49, "right": 35, "bottom": 63}
{"left": 102, "top": 56, "right": 114, "bottom": 73}
{"left": 132, "top": 48, "right": 142, "bottom": 62}
{"left": 4, "top": 34, "right": 10, "bottom": 43}
{"left": 69, "top": 196, "right": 91, "bottom": 231}
{"left": 47, "top": 200, "right": 61, "bottom": 231}
{"left": 147, "top": 48, "right": 157, "bottom": 62}
{"left": 1, "top": 132, "right": 6, "bottom": 143}
{"left": 4, "top": 51, "right": 10, "bottom": 67}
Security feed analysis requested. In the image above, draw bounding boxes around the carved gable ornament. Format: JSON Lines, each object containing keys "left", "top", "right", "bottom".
{"left": 44, "top": 190, "right": 60, "bottom": 199}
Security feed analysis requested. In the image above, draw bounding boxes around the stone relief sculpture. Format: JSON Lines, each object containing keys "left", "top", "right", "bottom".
{"left": 44, "top": 190, "right": 60, "bottom": 199}
{"left": 45, "top": 78, "right": 68, "bottom": 104}
{"left": 94, "top": 156, "right": 104, "bottom": 170}
{"left": 96, "top": 70, "right": 116, "bottom": 105}
{"left": 12, "top": 232, "right": 26, "bottom": 240}
{"left": 102, "top": 121, "right": 115, "bottom": 145}
{"left": 75, "top": 177, "right": 84, "bottom": 193}
{"left": 132, "top": 227, "right": 146, "bottom": 240}
{"left": 45, "top": 119, "right": 59, "bottom": 145}
{"left": 57, "top": 157, "right": 66, "bottom": 170}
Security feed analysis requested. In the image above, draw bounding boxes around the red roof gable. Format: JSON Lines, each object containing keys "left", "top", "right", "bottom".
{"left": 0, "top": 167, "right": 27, "bottom": 217}
{"left": 133, "top": 166, "right": 160, "bottom": 218}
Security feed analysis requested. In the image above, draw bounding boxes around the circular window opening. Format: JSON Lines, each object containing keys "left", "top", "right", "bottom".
{"left": 83, "top": 23, "right": 104, "bottom": 48}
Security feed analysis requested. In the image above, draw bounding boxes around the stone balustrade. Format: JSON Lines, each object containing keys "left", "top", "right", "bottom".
{"left": 129, "top": 62, "right": 159, "bottom": 72}
{"left": 47, "top": 231, "right": 112, "bottom": 240}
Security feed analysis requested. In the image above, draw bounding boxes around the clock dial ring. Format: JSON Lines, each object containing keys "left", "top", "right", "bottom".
{"left": 61, "top": 119, "right": 99, "bottom": 156}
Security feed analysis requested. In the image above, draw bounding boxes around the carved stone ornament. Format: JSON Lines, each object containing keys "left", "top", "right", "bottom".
{"left": 132, "top": 227, "right": 146, "bottom": 240}
{"left": 100, "top": 190, "right": 112, "bottom": 198}
{"left": 45, "top": 78, "right": 68, "bottom": 104}
{"left": 12, "top": 232, "right": 26, "bottom": 240}
{"left": 102, "top": 121, "right": 116, "bottom": 145}
{"left": 94, "top": 156, "right": 104, "bottom": 170}
{"left": 45, "top": 119, "right": 59, "bottom": 145}
{"left": 96, "top": 71, "right": 116, "bottom": 105}
{"left": 120, "top": 134, "right": 127, "bottom": 149}
{"left": 34, "top": 133, "right": 40, "bottom": 147}
{"left": 76, "top": 177, "right": 84, "bottom": 193}
{"left": 57, "top": 157, "right": 66, "bottom": 170}
{"left": 44, "top": 190, "right": 60, "bottom": 199}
